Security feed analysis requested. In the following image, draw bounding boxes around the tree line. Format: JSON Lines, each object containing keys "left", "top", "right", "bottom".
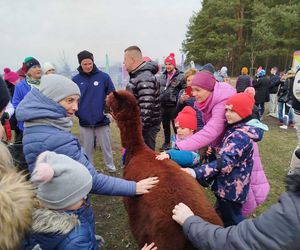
{"left": 182, "top": 0, "right": 300, "bottom": 75}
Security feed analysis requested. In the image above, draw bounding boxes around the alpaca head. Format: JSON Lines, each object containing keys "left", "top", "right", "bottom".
{"left": 106, "top": 90, "right": 140, "bottom": 121}
{"left": 107, "top": 90, "right": 144, "bottom": 150}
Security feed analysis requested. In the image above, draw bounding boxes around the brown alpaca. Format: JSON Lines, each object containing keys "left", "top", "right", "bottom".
{"left": 107, "top": 90, "right": 223, "bottom": 250}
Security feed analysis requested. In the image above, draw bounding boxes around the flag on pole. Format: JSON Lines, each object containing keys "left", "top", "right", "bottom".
{"left": 105, "top": 54, "right": 110, "bottom": 74}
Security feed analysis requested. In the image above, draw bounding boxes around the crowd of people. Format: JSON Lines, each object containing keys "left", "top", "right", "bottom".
{"left": 0, "top": 46, "right": 300, "bottom": 249}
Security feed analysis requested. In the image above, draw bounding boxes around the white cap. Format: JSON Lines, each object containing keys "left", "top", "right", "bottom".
{"left": 43, "top": 62, "right": 55, "bottom": 74}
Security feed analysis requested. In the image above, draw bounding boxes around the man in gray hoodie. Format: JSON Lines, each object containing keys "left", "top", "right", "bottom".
{"left": 172, "top": 153, "right": 300, "bottom": 250}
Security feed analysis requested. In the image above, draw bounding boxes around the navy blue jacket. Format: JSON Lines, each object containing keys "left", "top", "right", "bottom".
{"left": 23, "top": 203, "right": 98, "bottom": 250}
{"left": 16, "top": 88, "right": 136, "bottom": 196}
{"left": 72, "top": 66, "right": 115, "bottom": 127}
{"left": 12, "top": 78, "right": 31, "bottom": 130}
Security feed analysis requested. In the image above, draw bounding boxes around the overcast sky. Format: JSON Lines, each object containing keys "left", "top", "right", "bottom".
{"left": 0, "top": 0, "right": 201, "bottom": 71}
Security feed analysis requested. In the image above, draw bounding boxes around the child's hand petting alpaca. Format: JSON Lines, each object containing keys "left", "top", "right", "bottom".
{"left": 172, "top": 202, "right": 195, "bottom": 226}
{"left": 181, "top": 168, "right": 196, "bottom": 178}
{"left": 155, "top": 152, "right": 170, "bottom": 160}
{"left": 141, "top": 242, "right": 157, "bottom": 250}
{"left": 136, "top": 177, "right": 159, "bottom": 195}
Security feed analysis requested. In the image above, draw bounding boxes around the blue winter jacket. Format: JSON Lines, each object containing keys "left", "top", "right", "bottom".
{"left": 12, "top": 78, "right": 31, "bottom": 130}
{"left": 23, "top": 201, "right": 98, "bottom": 250}
{"left": 16, "top": 88, "right": 136, "bottom": 196}
{"left": 194, "top": 121, "right": 264, "bottom": 204}
{"left": 72, "top": 66, "right": 115, "bottom": 127}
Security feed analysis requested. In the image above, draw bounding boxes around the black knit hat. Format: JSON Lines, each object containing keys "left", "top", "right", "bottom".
{"left": 22, "top": 57, "right": 41, "bottom": 73}
{"left": 0, "top": 76, "right": 10, "bottom": 113}
{"left": 77, "top": 50, "right": 94, "bottom": 64}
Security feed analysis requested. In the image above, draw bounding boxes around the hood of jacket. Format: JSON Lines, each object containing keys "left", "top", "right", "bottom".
{"left": 130, "top": 61, "right": 159, "bottom": 76}
{"left": 16, "top": 87, "right": 67, "bottom": 122}
{"left": 230, "top": 121, "right": 264, "bottom": 143}
{"left": 24, "top": 208, "right": 79, "bottom": 249}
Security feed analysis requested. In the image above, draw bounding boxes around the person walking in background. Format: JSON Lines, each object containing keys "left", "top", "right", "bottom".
{"left": 277, "top": 70, "right": 295, "bottom": 128}
{"left": 236, "top": 67, "right": 252, "bottom": 93}
{"left": 268, "top": 66, "right": 281, "bottom": 117}
{"left": 72, "top": 50, "right": 116, "bottom": 173}
{"left": 42, "top": 62, "right": 56, "bottom": 75}
{"left": 12, "top": 56, "right": 42, "bottom": 141}
{"left": 253, "top": 69, "right": 270, "bottom": 120}
{"left": 159, "top": 53, "right": 185, "bottom": 151}
{"left": 124, "top": 46, "right": 161, "bottom": 150}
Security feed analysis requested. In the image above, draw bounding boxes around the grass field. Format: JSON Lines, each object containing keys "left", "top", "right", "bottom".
{"left": 72, "top": 114, "right": 297, "bottom": 250}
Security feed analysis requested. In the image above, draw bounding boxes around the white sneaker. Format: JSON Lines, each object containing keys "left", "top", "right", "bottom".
{"left": 280, "top": 125, "right": 288, "bottom": 129}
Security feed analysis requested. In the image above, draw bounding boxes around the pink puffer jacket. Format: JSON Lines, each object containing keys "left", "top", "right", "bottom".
{"left": 242, "top": 142, "right": 270, "bottom": 217}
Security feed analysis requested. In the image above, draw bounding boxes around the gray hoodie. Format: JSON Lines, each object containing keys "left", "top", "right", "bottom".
{"left": 182, "top": 175, "right": 300, "bottom": 250}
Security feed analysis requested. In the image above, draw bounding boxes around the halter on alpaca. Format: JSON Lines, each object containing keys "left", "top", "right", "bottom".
{"left": 107, "top": 90, "right": 223, "bottom": 250}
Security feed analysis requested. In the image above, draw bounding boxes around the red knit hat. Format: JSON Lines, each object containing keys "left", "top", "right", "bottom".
{"left": 164, "top": 53, "right": 176, "bottom": 67}
{"left": 192, "top": 71, "right": 216, "bottom": 92}
{"left": 226, "top": 92, "right": 255, "bottom": 118}
{"left": 175, "top": 106, "right": 197, "bottom": 130}
{"left": 3, "top": 68, "right": 19, "bottom": 84}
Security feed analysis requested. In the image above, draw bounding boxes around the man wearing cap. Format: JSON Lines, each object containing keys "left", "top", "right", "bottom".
{"left": 159, "top": 53, "right": 185, "bottom": 151}
{"left": 12, "top": 57, "right": 41, "bottom": 141}
{"left": 72, "top": 50, "right": 116, "bottom": 173}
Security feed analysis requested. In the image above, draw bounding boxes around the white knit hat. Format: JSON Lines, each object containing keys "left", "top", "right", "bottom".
{"left": 43, "top": 62, "right": 55, "bottom": 74}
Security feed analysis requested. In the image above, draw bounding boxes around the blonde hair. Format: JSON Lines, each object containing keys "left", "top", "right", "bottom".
{"left": 184, "top": 68, "right": 198, "bottom": 81}
{"left": 0, "top": 142, "right": 14, "bottom": 173}
{"left": 0, "top": 168, "right": 34, "bottom": 250}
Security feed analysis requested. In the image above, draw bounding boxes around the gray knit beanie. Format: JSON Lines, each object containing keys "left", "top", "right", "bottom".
{"left": 31, "top": 151, "right": 92, "bottom": 210}
{"left": 40, "top": 74, "right": 81, "bottom": 102}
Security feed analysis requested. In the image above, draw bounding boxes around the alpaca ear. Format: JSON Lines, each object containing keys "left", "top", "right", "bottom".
{"left": 113, "top": 91, "right": 121, "bottom": 99}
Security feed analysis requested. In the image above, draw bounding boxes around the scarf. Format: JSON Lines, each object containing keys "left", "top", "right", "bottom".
{"left": 26, "top": 76, "right": 41, "bottom": 90}
{"left": 25, "top": 117, "right": 73, "bottom": 132}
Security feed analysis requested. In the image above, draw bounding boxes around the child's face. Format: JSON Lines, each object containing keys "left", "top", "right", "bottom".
{"left": 191, "top": 86, "right": 211, "bottom": 103}
{"left": 225, "top": 107, "right": 242, "bottom": 124}
{"left": 176, "top": 125, "right": 194, "bottom": 139}
{"left": 186, "top": 75, "right": 195, "bottom": 87}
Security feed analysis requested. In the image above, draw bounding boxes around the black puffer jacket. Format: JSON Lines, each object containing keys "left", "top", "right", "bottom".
{"left": 126, "top": 61, "right": 161, "bottom": 129}
{"left": 269, "top": 74, "right": 281, "bottom": 94}
{"left": 159, "top": 69, "right": 185, "bottom": 107}
{"left": 253, "top": 75, "right": 270, "bottom": 103}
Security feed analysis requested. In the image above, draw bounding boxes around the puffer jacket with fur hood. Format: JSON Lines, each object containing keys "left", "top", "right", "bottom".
{"left": 0, "top": 167, "right": 34, "bottom": 250}
{"left": 23, "top": 201, "right": 99, "bottom": 250}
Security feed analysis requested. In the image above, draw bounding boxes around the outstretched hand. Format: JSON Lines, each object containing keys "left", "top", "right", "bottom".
{"left": 155, "top": 152, "right": 170, "bottom": 161}
{"left": 141, "top": 242, "right": 157, "bottom": 250}
{"left": 136, "top": 177, "right": 159, "bottom": 195}
{"left": 172, "top": 202, "right": 195, "bottom": 226}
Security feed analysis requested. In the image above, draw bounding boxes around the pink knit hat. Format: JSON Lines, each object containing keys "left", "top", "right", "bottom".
{"left": 3, "top": 68, "right": 19, "bottom": 84}
{"left": 191, "top": 71, "right": 216, "bottom": 92}
{"left": 164, "top": 53, "right": 176, "bottom": 67}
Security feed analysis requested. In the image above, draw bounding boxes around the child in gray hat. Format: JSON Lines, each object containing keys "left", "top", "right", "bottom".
{"left": 24, "top": 151, "right": 100, "bottom": 250}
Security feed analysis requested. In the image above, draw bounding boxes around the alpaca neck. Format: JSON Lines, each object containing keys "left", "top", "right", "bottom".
{"left": 118, "top": 119, "right": 145, "bottom": 152}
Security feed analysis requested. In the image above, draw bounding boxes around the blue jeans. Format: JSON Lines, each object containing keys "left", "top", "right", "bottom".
{"left": 278, "top": 102, "right": 294, "bottom": 123}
